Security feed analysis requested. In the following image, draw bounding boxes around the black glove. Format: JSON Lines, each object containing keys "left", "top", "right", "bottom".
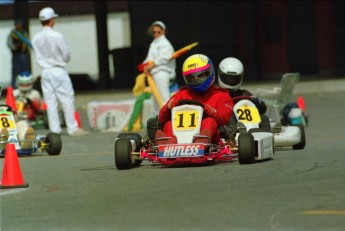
{"left": 251, "top": 96, "right": 267, "bottom": 114}
{"left": 25, "top": 98, "right": 32, "bottom": 106}
{"left": 251, "top": 96, "right": 261, "bottom": 105}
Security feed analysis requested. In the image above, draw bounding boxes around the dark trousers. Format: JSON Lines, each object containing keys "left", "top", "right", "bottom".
{"left": 12, "top": 53, "right": 31, "bottom": 87}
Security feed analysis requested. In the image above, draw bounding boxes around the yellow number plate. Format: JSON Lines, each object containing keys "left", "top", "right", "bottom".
{"left": 173, "top": 110, "right": 200, "bottom": 131}
{"left": 0, "top": 114, "right": 16, "bottom": 129}
{"left": 236, "top": 105, "right": 261, "bottom": 123}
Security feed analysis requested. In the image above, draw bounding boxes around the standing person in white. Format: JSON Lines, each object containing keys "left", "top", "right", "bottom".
{"left": 32, "top": 7, "right": 88, "bottom": 136}
{"left": 142, "top": 21, "right": 176, "bottom": 114}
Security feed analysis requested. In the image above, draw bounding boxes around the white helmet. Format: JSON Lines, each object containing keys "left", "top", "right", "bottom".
{"left": 16, "top": 71, "right": 34, "bottom": 92}
{"left": 218, "top": 57, "right": 244, "bottom": 90}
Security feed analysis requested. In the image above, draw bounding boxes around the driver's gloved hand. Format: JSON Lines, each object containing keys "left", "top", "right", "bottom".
{"left": 167, "top": 98, "right": 178, "bottom": 110}
{"left": 251, "top": 96, "right": 262, "bottom": 105}
{"left": 25, "top": 98, "right": 32, "bottom": 106}
{"left": 204, "top": 104, "right": 216, "bottom": 117}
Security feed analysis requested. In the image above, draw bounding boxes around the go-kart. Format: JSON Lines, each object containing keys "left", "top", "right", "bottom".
{"left": 0, "top": 105, "right": 62, "bottom": 156}
{"left": 229, "top": 95, "right": 305, "bottom": 150}
{"left": 114, "top": 99, "right": 273, "bottom": 170}
{"left": 221, "top": 95, "right": 275, "bottom": 161}
{"left": 270, "top": 121, "right": 306, "bottom": 150}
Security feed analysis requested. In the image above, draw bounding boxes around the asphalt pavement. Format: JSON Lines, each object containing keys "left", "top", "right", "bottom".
{"left": 1, "top": 90, "right": 345, "bottom": 231}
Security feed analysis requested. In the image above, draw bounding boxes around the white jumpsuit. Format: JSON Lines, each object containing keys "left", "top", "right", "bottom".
{"left": 143, "top": 35, "right": 176, "bottom": 113}
{"left": 32, "top": 27, "right": 78, "bottom": 135}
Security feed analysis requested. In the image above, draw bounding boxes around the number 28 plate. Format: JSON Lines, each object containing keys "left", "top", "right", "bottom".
{"left": 236, "top": 105, "right": 261, "bottom": 123}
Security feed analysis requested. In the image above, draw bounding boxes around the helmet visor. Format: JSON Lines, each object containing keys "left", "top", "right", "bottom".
{"left": 219, "top": 72, "right": 242, "bottom": 87}
{"left": 184, "top": 70, "right": 211, "bottom": 86}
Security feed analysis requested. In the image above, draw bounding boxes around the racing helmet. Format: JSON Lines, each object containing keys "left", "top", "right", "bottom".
{"left": 182, "top": 54, "right": 215, "bottom": 93}
{"left": 218, "top": 57, "right": 244, "bottom": 90}
{"left": 16, "top": 71, "right": 34, "bottom": 92}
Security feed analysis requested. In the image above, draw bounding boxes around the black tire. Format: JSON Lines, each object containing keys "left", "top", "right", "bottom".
{"left": 293, "top": 124, "right": 306, "bottom": 150}
{"left": 42, "top": 110, "right": 49, "bottom": 129}
{"left": 45, "top": 133, "right": 62, "bottom": 155}
{"left": 117, "top": 133, "right": 143, "bottom": 167}
{"left": 238, "top": 133, "right": 255, "bottom": 164}
{"left": 146, "top": 116, "right": 162, "bottom": 142}
{"left": 115, "top": 138, "right": 134, "bottom": 170}
{"left": 259, "top": 115, "right": 271, "bottom": 132}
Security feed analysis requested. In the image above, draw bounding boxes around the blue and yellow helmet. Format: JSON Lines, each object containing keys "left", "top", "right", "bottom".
{"left": 182, "top": 54, "right": 215, "bottom": 93}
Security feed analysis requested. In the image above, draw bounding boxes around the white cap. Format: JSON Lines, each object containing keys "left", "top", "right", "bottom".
{"left": 39, "top": 7, "right": 58, "bottom": 21}
{"left": 151, "top": 21, "right": 166, "bottom": 30}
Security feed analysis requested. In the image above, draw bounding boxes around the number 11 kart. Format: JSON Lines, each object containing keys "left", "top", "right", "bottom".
{"left": 114, "top": 100, "right": 274, "bottom": 170}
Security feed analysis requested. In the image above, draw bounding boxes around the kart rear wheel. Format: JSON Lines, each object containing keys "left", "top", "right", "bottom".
{"left": 293, "top": 124, "right": 306, "bottom": 150}
{"left": 45, "top": 133, "right": 62, "bottom": 155}
{"left": 115, "top": 138, "right": 134, "bottom": 170}
{"left": 238, "top": 133, "right": 255, "bottom": 164}
{"left": 117, "top": 133, "right": 143, "bottom": 167}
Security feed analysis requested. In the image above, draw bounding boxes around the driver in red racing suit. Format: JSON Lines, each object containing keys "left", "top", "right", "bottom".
{"left": 156, "top": 54, "right": 233, "bottom": 144}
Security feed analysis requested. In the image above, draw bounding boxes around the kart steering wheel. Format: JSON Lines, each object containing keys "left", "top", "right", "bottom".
{"left": 0, "top": 104, "right": 13, "bottom": 112}
{"left": 177, "top": 99, "right": 204, "bottom": 108}
{"left": 232, "top": 95, "right": 254, "bottom": 103}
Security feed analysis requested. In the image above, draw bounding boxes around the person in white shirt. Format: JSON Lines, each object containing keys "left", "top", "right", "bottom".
{"left": 142, "top": 21, "right": 176, "bottom": 113}
{"left": 32, "top": 7, "right": 88, "bottom": 136}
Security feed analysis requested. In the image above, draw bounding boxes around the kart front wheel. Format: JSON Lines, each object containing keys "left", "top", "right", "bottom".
{"left": 117, "top": 133, "right": 142, "bottom": 167}
{"left": 238, "top": 133, "right": 255, "bottom": 164}
{"left": 45, "top": 133, "right": 62, "bottom": 155}
{"left": 293, "top": 124, "right": 306, "bottom": 150}
{"left": 115, "top": 138, "right": 134, "bottom": 170}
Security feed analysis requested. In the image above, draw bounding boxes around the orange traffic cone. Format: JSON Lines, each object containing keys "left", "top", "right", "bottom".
{"left": 75, "top": 111, "right": 82, "bottom": 128}
{"left": 297, "top": 96, "right": 306, "bottom": 113}
{"left": 5, "top": 86, "right": 17, "bottom": 111}
{"left": 0, "top": 143, "right": 29, "bottom": 189}
{"left": 41, "top": 102, "right": 48, "bottom": 111}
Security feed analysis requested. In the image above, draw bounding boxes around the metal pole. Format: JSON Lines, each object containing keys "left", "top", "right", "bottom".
{"left": 14, "top": 0, "right": 31, "bottom": 72}
{"left": 94, "top": 1, "right": 111, "bottom": 90}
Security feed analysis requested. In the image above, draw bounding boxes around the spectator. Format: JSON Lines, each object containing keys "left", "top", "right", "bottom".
{"left": 141, "top": 21, "right": 176, "bottom": 114}
{"left": 126, "top": 73, "right": 152, "bottom": 131}
{"left": 7, "top": 19, "right": 32, "bottom": 88}
{"left": 32, "top": 7, "right": 89, "bottom": 136}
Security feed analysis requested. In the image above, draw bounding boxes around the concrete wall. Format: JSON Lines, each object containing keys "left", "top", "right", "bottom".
{"left": 1, "top": 12, "right": 131, "bottom": 88}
